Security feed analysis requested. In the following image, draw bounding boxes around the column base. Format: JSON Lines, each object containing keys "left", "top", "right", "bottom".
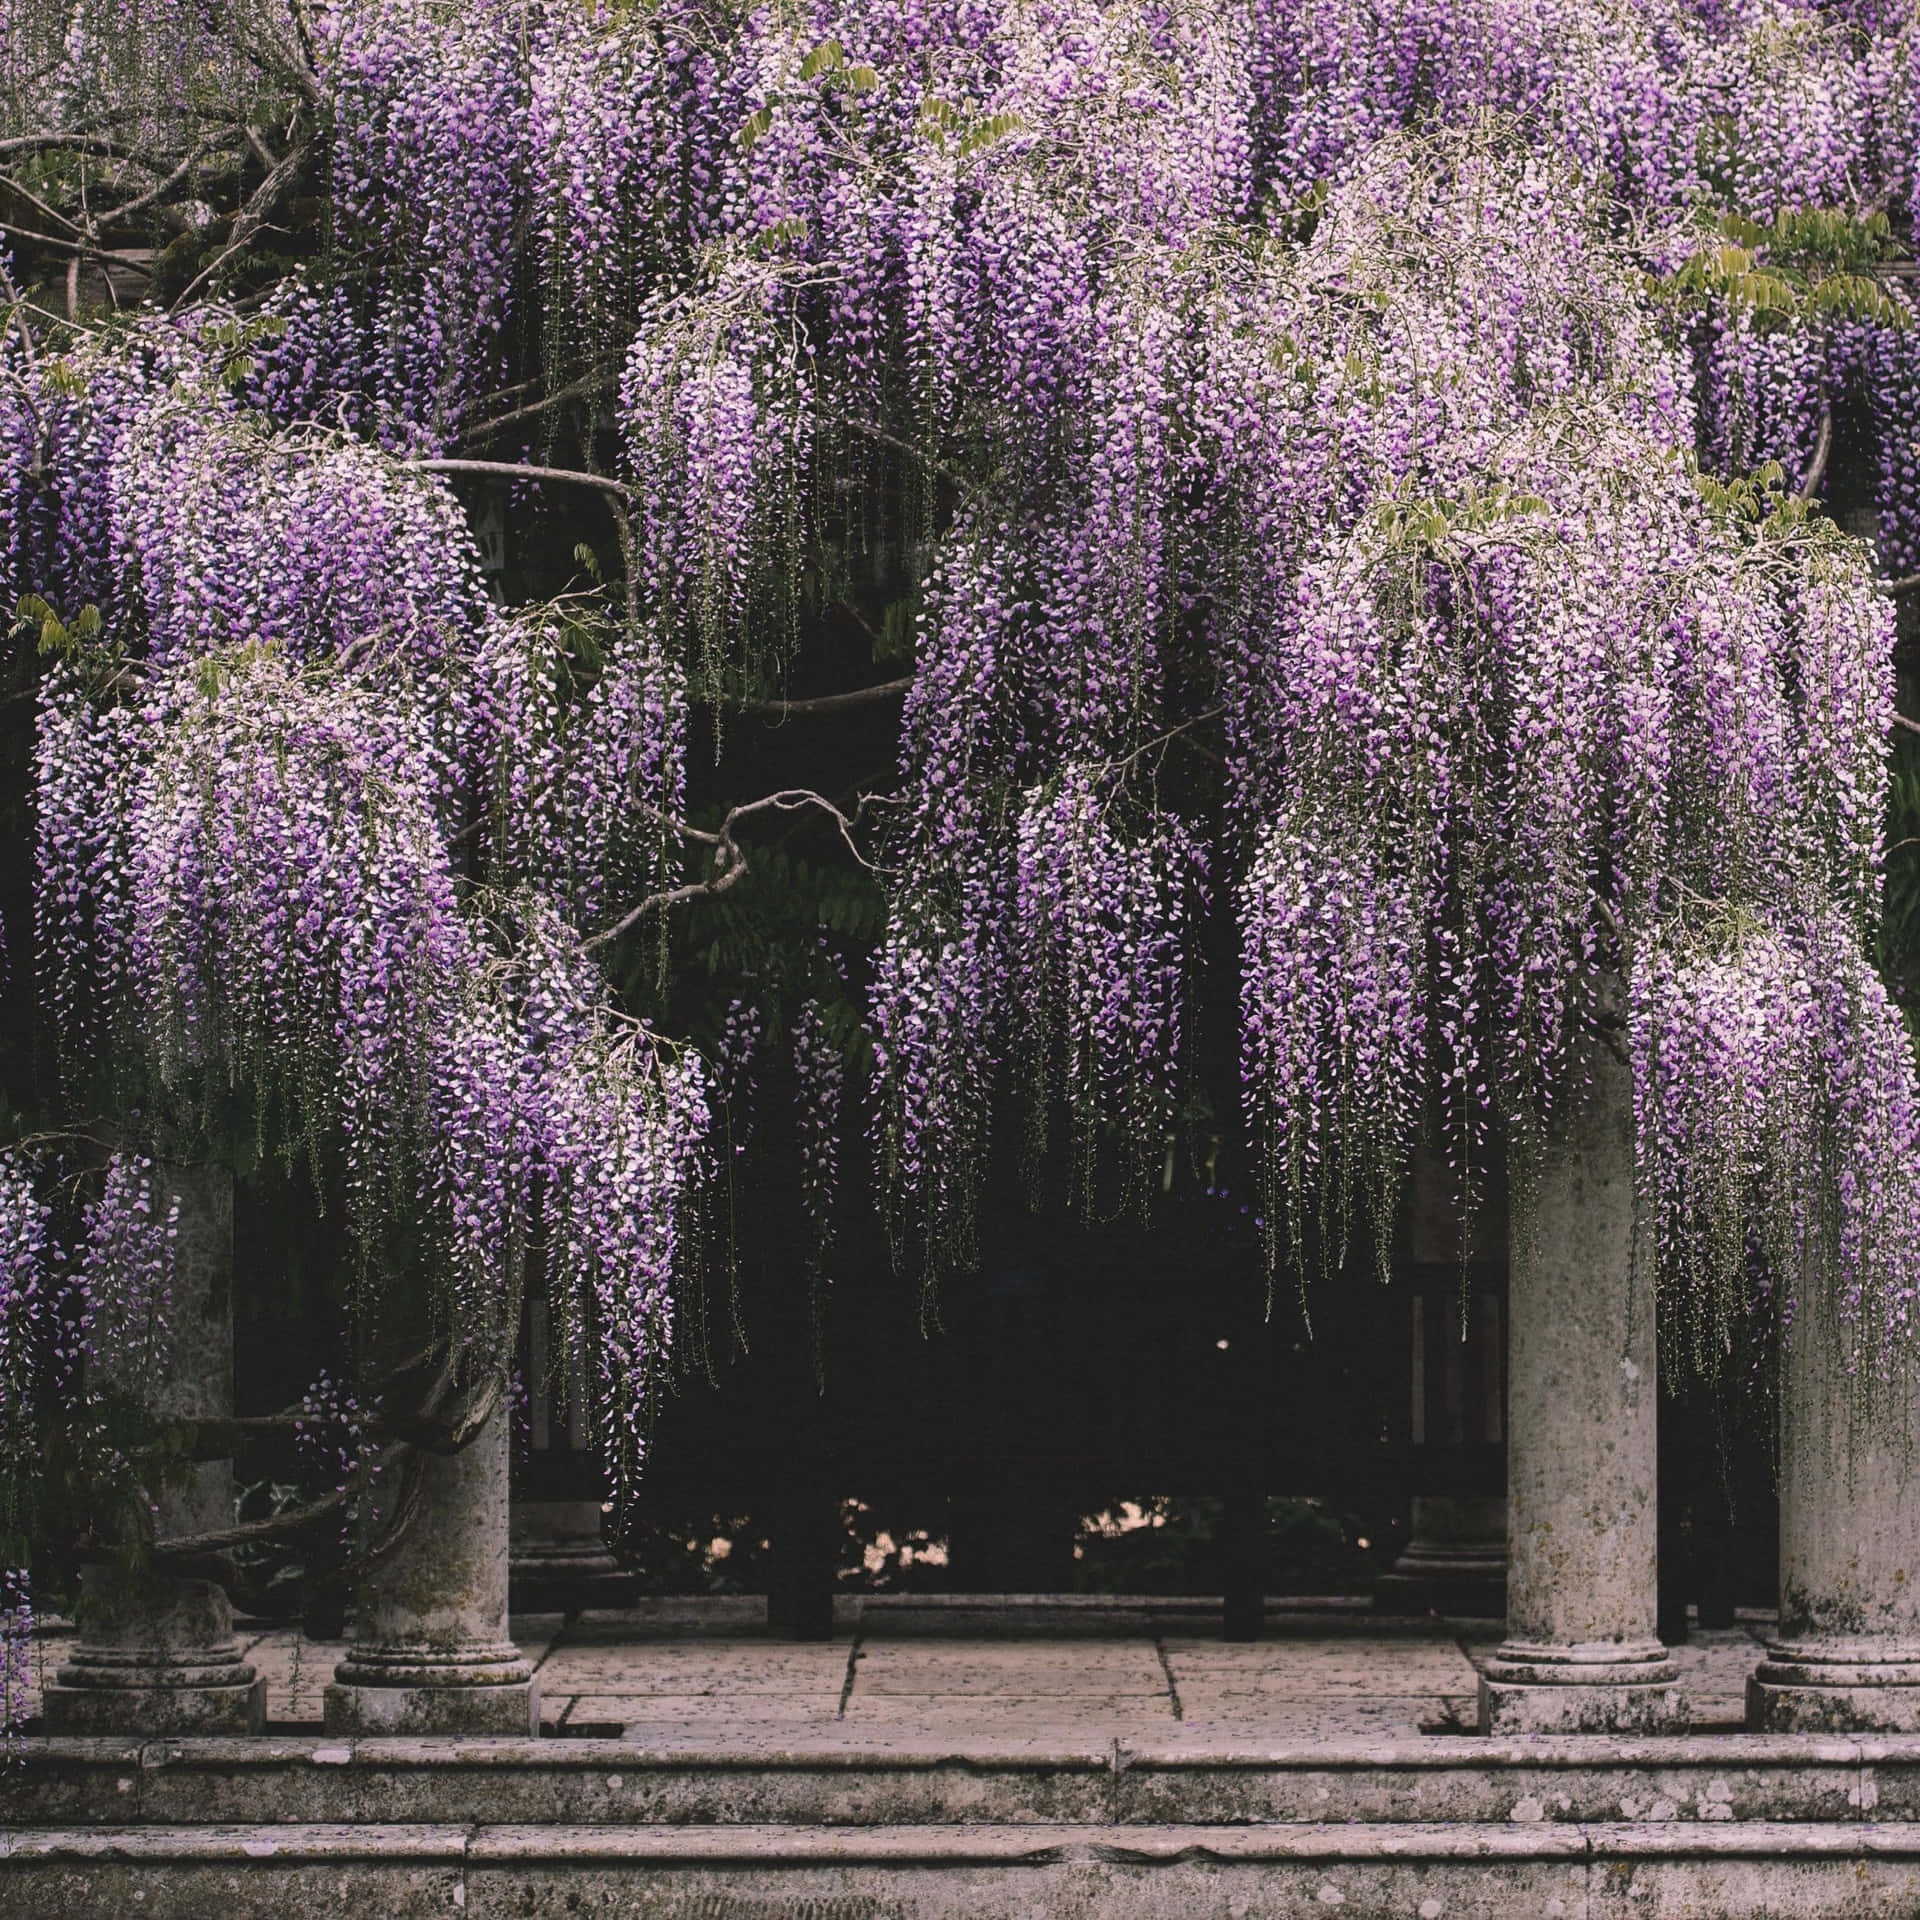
{"left": 510, "top": 1501, "right": 636, "bottom": 1612}
{"left": 1478, "top": 1642, "right": 1686, "bottom": 1734}
{"left": 324, "top": 1644, "right": 539, "bottom": 1736}
{"left": 43, "top": 1673, "right": 265, "bottom": 1735}
{"left": 1377, "top": 1496, "right": 1507, "bottom": 1617}
{"left": 1747, "top": 1643, "right": 1920, "bottom": 1732}
{"left": 43, "top": 1568, "right": 264, "bottom": 1736}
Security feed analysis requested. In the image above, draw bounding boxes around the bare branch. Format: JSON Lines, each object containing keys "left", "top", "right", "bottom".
{"left": 1099, "top": 704, "right": 1226, "bottom": 777}
{"left": 740, "top": 676, "right": 913, "bottom": 717}
{"left": 458, "top": 368, "right": 619, "bottom": 442}
{"left": 0, "top": 223, "right": 150, "bottom": 277}
{"left": 153, "top": 1438, "right": 410, "bottom": 1560}
{"left": 170, "top": 129, "right": 314, "bottom": 308}
{"left": 101, "top": 144, "right": 214, "bottom": 229}
{"left": 410, "top": 456, "right": 635, "bottom": 504}
{"left": 584, "top": 789, "right": 883, "bottom": 950}
{"left": 1797, "top": 404, "right": 1834, "bottom": 503}
{"left": 1879, "top": 573, "right": 1920, "bottom": 599}
{"left": 583, "top": 840, "right": 749, "bottom": 948}
{"left": 0, "top": 136, "right": 157, "bottom": 163}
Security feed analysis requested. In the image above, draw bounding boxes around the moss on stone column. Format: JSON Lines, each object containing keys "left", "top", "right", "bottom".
{"left": 1478, "top": 987, "right": 1684, "bottom": 1735}
{"left": 324, "top": 1394, "right": 538, "bottom": 1736}
{"left": 43, "top": 1163, "right": 264, "bottom": 1736}
{"left": 1749, "top": 1301, "right": 1920, "bottom": 1732}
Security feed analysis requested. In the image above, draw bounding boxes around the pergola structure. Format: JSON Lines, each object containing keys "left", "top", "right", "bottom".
{"left": 25, "top": 980, "right": 1920, "bottom": 1750}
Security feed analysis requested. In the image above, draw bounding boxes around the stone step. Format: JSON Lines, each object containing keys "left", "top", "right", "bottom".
{"left": 6, "top": 1819, "right": 1920, "bottom": 1917}
{"left": 6, "top": 1732, "right": 1914, "bottom": 1830}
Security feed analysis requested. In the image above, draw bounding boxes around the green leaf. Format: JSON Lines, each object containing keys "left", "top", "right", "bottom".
{"left": 800, "top": 37, "right": 844, "bottom": 80}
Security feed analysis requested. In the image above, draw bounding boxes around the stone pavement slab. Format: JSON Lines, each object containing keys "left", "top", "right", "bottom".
{"left": 533, "top": 1637, "right": 850, "bottom": 1697}
{"left": 17, "top": 1604, "right": 1781, "bottom": 1743}
{"left": 837, "top": 1694, "right": 1179, "bottom": 1735}
{"left": 1163, "top": 1632, "right": 1480, "bottom": 1697}
{"left": 848, "top": 1636, "right": 1170, "bottom": 1697}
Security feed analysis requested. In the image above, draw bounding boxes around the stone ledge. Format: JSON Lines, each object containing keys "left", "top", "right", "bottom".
{"left": 9, "top": 1818, "right": 1920, "bottom": 1864}
{"left": 9, "top": 1730, "right": 1919, "bottom": 1832}
{"left": 18, "top": 1730, "right": 1911, "bottom": 1765}
{"left": 11, "top": 1822, "right": 1920, "bottom": 1919}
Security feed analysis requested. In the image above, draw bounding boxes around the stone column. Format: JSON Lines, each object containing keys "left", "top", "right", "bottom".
{"left": 510, "top": 1294, "right": 633, "bottom": 1613}
{"left": 510, "top": 1499, "right": 631, "bottom": 1612}
{"left": 1378, "top": 1155, "right": 1508, "bottom": 1622}
{"left": 1382, "top": 1493, "right": 1508, "bottom": 1619}
{"left": 324, "top": 1391, "right": 539, "bottom": 1736}
{"left": 1748, "top": 1302, "right": 1920, "bottom": 1731}
{"left": 1478, "top": 991, "right": 1684, "bottom": 1734}
{"left": 44, "top": 1163, "right": 265, "bottom": 1734}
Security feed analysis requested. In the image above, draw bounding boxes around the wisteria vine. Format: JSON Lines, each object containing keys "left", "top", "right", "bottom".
{"left": 0, "top": 0, "right": 1919, "bottom": 1711}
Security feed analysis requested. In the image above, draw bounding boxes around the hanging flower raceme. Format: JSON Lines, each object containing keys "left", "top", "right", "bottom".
{"left": 2, "top": 0, "right": 284, "bottom": 149}
{"left": 1241, "top": 797, "right": 1429, "bottom": 1281}
{"left": 620, "top": 266, "right": 815, "bottom": 696}
{"left": 109, "top": 395, "right": 493, "bottom": 669}
{"left": 466, "top": 602, "right": 685, "bottom": 926}
{"left": 315, "top": 0, "right": 527, "bottom": 443}
{"left": 793, "top": 995, "right": 845, "bottom": 1286}
{"left": 1013, "top": 769, "right": 1205, "bottom": 1202}
{"left": 35, "top": 646, "right": 708, "bottom": 1428}
{"left": 0, "top": 315, "right": 225, "bottom": 634}
{"left": 78, "top": 1151, "right": 179, "bottom": 1396}
{"left": 1632, "top": 910, "right": 1920, "bottom": 1387}
{"left": 40, "top": 652, "right": 481, "bottom": 1281}
{"left": 527, "top": 0, "right": 737, "bottom": 380}
{"left": 519, "top": 906, "right": 709, "bottom": 1496}
{"left": 0, "top": 1151, "right": 46, "bottom": 1458}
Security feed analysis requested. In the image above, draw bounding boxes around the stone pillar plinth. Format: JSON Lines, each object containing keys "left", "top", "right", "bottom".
{"left": 45, "top": 1163, "right": 264, "bottom": 1735}
{"left": 325, "top": 1394, "right": 538, "bottom": 1736}
{"left": 510, "top": 1498, "right": 634, "bottom": 1613}
{"left": 1748, "top": 1306, "right": 1920, "bottom": 1732}
{"left": 1380, "top": 1494, "right": 1507, "bottom": 1619}
{"left": 1478, "top": 993, "right": 1684, "bottom": 1735}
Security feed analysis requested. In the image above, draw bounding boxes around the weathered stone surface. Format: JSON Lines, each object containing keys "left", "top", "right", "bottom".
{"left": 1853, "top": 1739, "right": 1920, "bottom": 1820}
{"left": 1481, "top": 987, "right": 1682, "bottom": 1736}
{"left": 1751, "top": 1304, "right": 1920, "bottom": 1734}
{"left": 6, "top": 1728, "right": 1907, "bottom": 1834}
{"left": 851, "top": 1638, "right": 1171, "bottom": 1697}
{"left": 43, "top": 1165, "right": 264, "bottom": 1739}
{"left": 325, "top": 1398, "right": 539, "bottom": 1737}
{"left": 1112, "top": 1738, "right": 1867, "bottom": 1828}
{"left": 535, "top": 1637, "right": 850, "bottom": 1697}
{"left": 1377, "top": 1494, "right": 1508, "bottom": 1622}
{"left": 0, "top": 1824, "right": 465, "bottom": 1920}
{"left": 1164, "top": 1636, "right": 1479, "bottom": 1696}
{"left": 14, "top": 1822, "right": 1920, "bottom": 1919}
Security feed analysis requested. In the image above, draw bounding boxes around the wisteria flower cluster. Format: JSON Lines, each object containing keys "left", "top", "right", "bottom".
{"left": 0, "top": 1563, "right": 27, "bottom": 1745}
{"left": 300, "top": 0, "right": 526, "bottom": 446}
{"left": 77, "top": 1152, "right": 179, "bottom": 1395}
{"left": 3, "top": 0, "right": 1920, "bottom": 1576}
{"left": 37, "top": 646, "right": 709, "bottom": 1460}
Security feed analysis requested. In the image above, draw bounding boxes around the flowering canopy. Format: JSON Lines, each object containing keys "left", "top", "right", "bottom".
{"left": 0, "top": 0, "right": 1918, "bottom": 1712}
